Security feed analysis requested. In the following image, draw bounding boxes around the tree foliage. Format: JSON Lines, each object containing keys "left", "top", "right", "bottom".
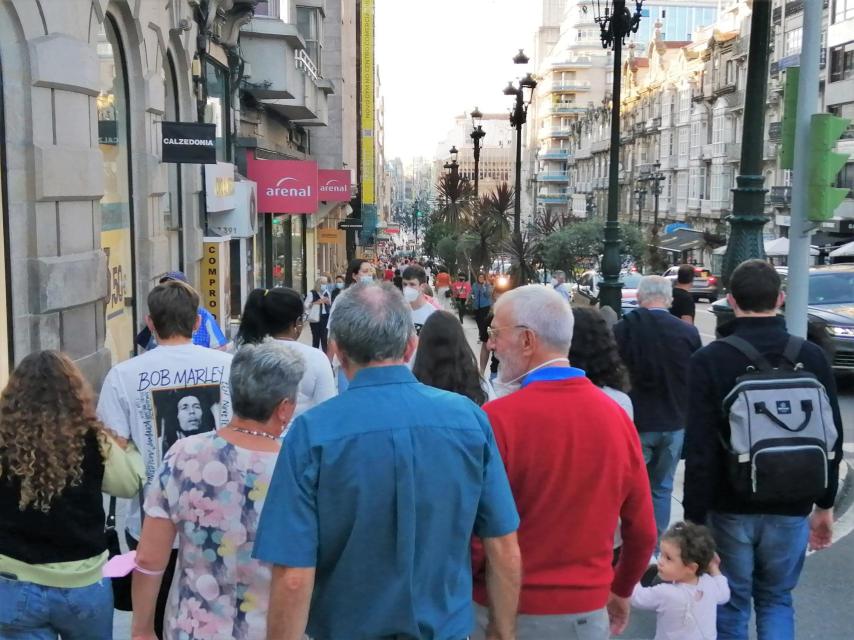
{"left": 435, "top": 172, "right": 475, "bottom": 229}
{"left": 541, "top": 219, "right": 648, "bottom": 280}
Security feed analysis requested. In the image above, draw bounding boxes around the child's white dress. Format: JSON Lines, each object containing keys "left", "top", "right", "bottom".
{"left": 632, "top": 573, "right": 731, "bottom": 639}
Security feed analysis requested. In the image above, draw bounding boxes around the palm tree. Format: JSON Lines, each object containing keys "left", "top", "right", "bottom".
{"left": 505, "top": 231, "right": 541, "bottom": 286}
{"left": 435, "top": 172, "right": 475, "bottom": 230}
{"left": 464, "top": 183, "right": 514, "bottom": 275}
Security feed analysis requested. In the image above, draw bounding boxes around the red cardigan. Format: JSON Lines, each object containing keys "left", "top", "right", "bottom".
{"left": 473, "top": 377, "right": 656, "bottom": 614}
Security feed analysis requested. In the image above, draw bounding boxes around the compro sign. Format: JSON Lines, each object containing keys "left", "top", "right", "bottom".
{"left": 247, "top": 154, "right": 318, "bottom": 214}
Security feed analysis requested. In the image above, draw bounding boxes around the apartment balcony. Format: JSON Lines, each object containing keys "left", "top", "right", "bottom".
{"left": 764, "top": 141, "right": 778, "bottom": 160}
{"left": 688, "top": 197, "right": 701, "bottom": 211}
{"left": 551, "top": 57, "right": 593, "bottom": 70}
{"left": 725, "top": 142, "right": 742, "bottom": 163}
{"left": 549, "top": 105, "right": 587, "bottom": 115}
{"left": 645, "top": 117, "right": 661, "bottom": 132}
{"left": 659, "top": 157, "right": 672, "bottom": 170}
{"left": 769, "top": 186, "right": 792, "bottom": 206}
{"left": 548, "top": 129, "right": 572, "bottom": 138}
{"left": 701, "top": 144, "right": 714, "bottom": 160}
{"left": 539, "top": 194, "right": 569, "bottom": 204}
{"left": 241, "top": 17, "right": 331, "bottom": 126}
{"left": 701, "top": 199, "right": 730, "bottom": 217}
{"left": 540, "top": 149, "right": 569, "bottom": 160}
{"left": 591, "top": 139, "right": 609, "bottom": 153}
{"left": 550, "top": 82, "right": 592, "bottom": 93}
{"left": 539, "top": 172, "right": 570, "bottom": 182}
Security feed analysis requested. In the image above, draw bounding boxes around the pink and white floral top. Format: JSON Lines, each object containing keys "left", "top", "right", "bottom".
{"left": 145, "top": 431, "right": 277, "bottom": 640}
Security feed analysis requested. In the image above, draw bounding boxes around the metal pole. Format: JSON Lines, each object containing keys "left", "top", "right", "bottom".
{"left": 599, "top": 11, "right": 624, "bottom": 316}
{"left": 785, "top": 0, "right": 821, "bottom": 338}
{"left": 721, "top": 0, "right": 772, "bottom": 287}
{"left": 513, "top": 93, "right": 523, "bottom": 237}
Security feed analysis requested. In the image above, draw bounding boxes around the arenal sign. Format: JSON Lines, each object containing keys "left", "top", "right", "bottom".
{"left": 161, "top": 122, "right": 216, "bottom": 164}
{"left": 318, "top": 170, "right": 352, "bottom": 202}
{"left": 247, "top": 154, "right": 319, "bottom": 214}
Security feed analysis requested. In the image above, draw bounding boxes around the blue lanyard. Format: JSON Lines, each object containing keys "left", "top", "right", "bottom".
{"left": 521, "top": 366, "right": 586, "bottom": 388}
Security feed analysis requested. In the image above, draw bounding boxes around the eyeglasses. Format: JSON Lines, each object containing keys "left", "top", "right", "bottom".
{"left": 486, "top": 324, "right": 529, "bottom": 339}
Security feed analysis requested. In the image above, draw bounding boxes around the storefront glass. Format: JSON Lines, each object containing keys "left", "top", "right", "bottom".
{"left": 98, "top": 17, "right": 136, "bottom": 364}
{"left": 205, "top": 61, "right": 230, "bottom": 162}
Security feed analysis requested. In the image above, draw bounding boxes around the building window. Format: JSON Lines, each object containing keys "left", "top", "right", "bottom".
{"left": 678, "top": 127, "right": 690, "bottom": 157}
{"left": 830, "top": 42, "right": 854, "bottom": 82}
{"left": 784, "top": 27, "right": 803, "bottom": 56}
{"left": 833, "top": 0, "right": 854, "bottom": 24}
{"left": 254, "top": 0, "right": 278, "bottom": 17}
{"left": 204, "top": 60, "right": 230, "bottom": 162}
{"left": 297, "top": 6, "right": 323, "bottom": 71}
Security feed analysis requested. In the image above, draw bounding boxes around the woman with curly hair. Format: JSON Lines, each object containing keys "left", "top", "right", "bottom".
{"left": 413, "top": 311, "right": 495, "bottom": 405}
{"left": 569, "top": 306, "right": 634, "bottom": 419}
{"left": 0, "top": 351, "right": 143, "bottom": 638}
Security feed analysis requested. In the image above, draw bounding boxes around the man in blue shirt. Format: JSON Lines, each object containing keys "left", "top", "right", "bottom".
{"left": 254, "top": 282, "right": 521, "bottom": 640}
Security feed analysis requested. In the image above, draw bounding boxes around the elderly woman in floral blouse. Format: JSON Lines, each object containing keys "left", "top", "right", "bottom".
{"left": 131, "top": 340, "right": 305, "bottom": 640}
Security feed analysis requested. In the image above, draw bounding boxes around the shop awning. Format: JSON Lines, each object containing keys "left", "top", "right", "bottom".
{"left": 830, "top": 241, "right": 854, "bottom": 258}
{"left": 654, "top": 228, "right": 705, "bottom": 253}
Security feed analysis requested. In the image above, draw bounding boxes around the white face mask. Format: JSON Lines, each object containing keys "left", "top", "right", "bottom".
{"left": 403, "top": 286, "right": 420, "bottom": 303}
{"left": 493, "top": 357, "right": 570, "bottom": 398}
{"left": 359, "top": 275, "right": 374, "bottom": 284}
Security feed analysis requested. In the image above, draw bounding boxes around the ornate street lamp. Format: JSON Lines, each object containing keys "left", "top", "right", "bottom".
{"left": 470, "top": 106, "right": 486, "bottom": 196}
{"left": 634, "top": 184, "right": 646, "bottom": 227}
{"left": 503, "top": 50, "right": 537, "bottom": 238}
{"left": 444, "top": 145, "right": 460, "bottom": 179}
{"left": 721, "top": 1, "right": 773, "bottom": 287}
{"left": 592, "top": 0, "right": 644, "bottom": 316}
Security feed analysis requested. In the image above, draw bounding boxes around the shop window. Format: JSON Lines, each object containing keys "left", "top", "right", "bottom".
{"left": 98, "top": 16, "right": 136, "bottom": 363}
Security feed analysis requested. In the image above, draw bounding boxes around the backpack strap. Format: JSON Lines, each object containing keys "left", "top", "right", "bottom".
{"left": 782, "top": 335, "right": 805, "bottom": 367}
{"left": 720, "top": 335, "right": 773, "bottom": 372}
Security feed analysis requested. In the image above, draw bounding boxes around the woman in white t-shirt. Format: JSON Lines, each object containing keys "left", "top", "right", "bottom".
{"left": 236, "top": 287, "right": 336, "bottom": 418}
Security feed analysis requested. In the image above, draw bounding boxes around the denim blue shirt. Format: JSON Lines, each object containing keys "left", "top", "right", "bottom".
{"left": 253, "top": 365, "right": 519, "bottom": 640}
{"left": 472, "top": 283, "right": 492, "bottom": 310}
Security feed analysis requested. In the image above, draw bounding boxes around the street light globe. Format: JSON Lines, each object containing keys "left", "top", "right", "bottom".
{"left": 513, "top": 49, "right": 529, "bottom": 65}
{"left": 503, "top": 81, "right": 517, "bottom": 96}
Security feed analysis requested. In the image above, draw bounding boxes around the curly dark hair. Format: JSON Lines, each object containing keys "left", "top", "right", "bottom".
{"left": 412, "top": 311, "right": 487, "bottom": 406}
{"left": 662, "top": 521, "right": 717, "bottom": 575}
{"left": 569, "top": 306, "right": 630, "bottom": 393}
{"left": 0, "top": 351, "right": 108, "bottom": 512}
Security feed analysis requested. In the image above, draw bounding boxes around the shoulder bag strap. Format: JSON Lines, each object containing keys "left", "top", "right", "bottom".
{"left": 138, "top": 479, "right": 145, "bottom": 525}
{"left": 107, "top": 495, "right": 117, "bottom": 528}
{"left": 720, "top": 335, "right": 773, "bottom": 372}
{"left": 782, "top": 335, "right": 806, "bottom": 367}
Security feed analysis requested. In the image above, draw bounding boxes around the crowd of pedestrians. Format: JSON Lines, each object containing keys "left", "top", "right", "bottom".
{"left": 0, "top": 258, "right": 843, "bottom": 640}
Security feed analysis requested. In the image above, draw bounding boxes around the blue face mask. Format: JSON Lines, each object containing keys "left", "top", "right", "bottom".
{"left": 336, "top": 282, "right": 345, "bottom": 290}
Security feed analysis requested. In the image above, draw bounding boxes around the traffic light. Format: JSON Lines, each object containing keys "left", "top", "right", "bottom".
{"left": 807, "top": 113, "right": 851, "bottom": 222}
{"left": 780, "top": 67, "right": 799, "bottom": 170}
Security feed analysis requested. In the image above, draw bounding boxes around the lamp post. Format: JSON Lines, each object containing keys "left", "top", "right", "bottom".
{"left": 593, "top": 0, "right": 644, "bottom": 316}
{"left": 648, "top": 163, "right": 664, "bottom": 231}
{"left": 470, "top": 107, "right": 486, "bottom": 196}
{"left": 721, "top": 0, "right": 772, "bottom": 287}
{"left": 634, "top": 184, "right": 646, "bottom": 227}
{"left": 443, "top": 145, "right": 460, "bottom": 179}
{"left": 503, "top": 49, "right": 537, "bottom": 239}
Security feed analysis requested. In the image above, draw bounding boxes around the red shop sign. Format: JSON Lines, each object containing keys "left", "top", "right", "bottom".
{"left": 247, "top": 154, "right": 318, "bottom": 214}
{"left": 318, "top": 169, "right": 352, "bottom": 202}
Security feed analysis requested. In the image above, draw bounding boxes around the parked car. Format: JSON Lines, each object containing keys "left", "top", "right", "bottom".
{"left": 662, "top": 265, "right": 721, "bottom": 302}
{"left": 572, "top": 271, "right": 642, "bottom": 313}
{"left": 710, "top": 264, "right": 854, "bottom": 373}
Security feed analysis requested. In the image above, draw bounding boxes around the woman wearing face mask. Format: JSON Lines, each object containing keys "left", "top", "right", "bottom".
{"left": 305, "top": 277, "right": 332, "bottom": 353}
{"left": 331, "top": 274, "right": 345, "bottom": 302}
{"left": 330, "top": 258, "right": 375, "bottom": 393}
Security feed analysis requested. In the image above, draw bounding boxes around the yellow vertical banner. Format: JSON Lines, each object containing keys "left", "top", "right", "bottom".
{"left": 360, "top": 0, "right": 375, "bottom": 205}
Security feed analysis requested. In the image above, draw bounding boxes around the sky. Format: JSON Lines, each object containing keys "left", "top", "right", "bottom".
{"left": 376, "top": 0, "right": 541, "bottom": 163}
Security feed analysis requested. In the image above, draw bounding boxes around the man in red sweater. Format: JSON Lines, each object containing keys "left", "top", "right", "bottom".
{"left": 473, "top": 285, "right": 656, "bottom": 639}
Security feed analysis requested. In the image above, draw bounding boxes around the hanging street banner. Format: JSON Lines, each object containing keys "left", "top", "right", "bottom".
{"left": 318, "top": 169, "right": 352, "bottom": 202}
{"left": 360, "top": 0, "right": 375, "bottom": 207}
{"left": 247, "top": 154, "right": 319, "bottom": 214}
{"left": 161, "top": 122, "right": 217, "bottom": 164}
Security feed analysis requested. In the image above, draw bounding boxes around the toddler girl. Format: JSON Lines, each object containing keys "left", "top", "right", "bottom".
{"left": 631, "top": 521, "right": 730, "bottom": 639}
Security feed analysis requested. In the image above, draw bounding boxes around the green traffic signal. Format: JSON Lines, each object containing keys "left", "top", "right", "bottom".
{"left": 807, "top": 113, "right": 851, "bottom": 222}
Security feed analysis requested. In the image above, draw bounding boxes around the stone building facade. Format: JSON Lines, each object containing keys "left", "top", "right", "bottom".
{"left": 0, "top": 0, "right": 243, "bottom": 387}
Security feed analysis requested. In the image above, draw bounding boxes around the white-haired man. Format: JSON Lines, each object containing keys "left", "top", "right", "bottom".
{"left": 614, "top": 275, "right": 701, "bottom": 547}
{"left": 475, "top": 285, "right": 656, "bottom": 639}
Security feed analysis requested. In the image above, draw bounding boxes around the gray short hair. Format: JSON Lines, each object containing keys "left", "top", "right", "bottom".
{"left": 329, "top": 283, "right": 413, "bottom": 365}
{"left": 231, "top": 339, "right": 306, "bottom": 421}
{"left": 637, "top": 275, "right": 674, "bottom": 307}
{"left": 494, "top": 284, "right": 574, "bottom": 352}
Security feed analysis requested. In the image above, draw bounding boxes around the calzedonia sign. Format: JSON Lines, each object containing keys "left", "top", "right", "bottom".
{"left": 247, "top": 154, "right": 319, "bottom": 214}
{"left": 161, "top": 122, "right": 217, "bottom": 164}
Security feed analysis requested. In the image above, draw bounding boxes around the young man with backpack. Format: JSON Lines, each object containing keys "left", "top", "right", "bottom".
{"left": 684, "top": 259, "right": 842, "bottom": 640}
